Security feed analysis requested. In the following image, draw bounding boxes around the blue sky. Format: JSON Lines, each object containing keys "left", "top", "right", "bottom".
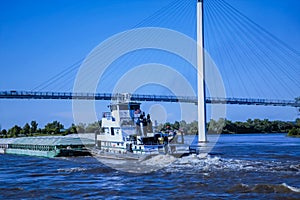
{"left": 0, "top": 0, "right": 299, "bottom": 129}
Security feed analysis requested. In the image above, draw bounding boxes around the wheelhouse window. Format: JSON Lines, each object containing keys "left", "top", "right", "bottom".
{"left": 111, "top": 127, "right": 115, "bottom": 136}
{"left": 104, "top": 128, "right": 109, "bottom": 135}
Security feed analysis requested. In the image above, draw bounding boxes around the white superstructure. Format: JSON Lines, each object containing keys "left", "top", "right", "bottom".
{"left": 95, "top": 95, "right": 180, "bottom": 156}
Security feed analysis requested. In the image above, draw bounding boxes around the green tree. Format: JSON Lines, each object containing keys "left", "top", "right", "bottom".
{"left": 208, "top": 118, "right": 226, "bottom": 134}
{"left": 62, "top": 129, "right": 71, "bottom": 136}
{"left": 296, "top": 118, "right": 300, "bottom": 127}
{"left": 1, "top": 129, "right": 7, "bottom": 138}
{"left": 69, "top": 123, "right": 78, "bottom": 134}
{"left": 23, "top": 123, "right": 30, "bottom": 135}
{"left": 245, "top": 119, "right": 254, "bottom": 131}
{"left": 44, "top": 121, "right": 64, "bottom": 134}
{"left": 188, "top": 121, "right": 198, "bottom": 134}
{"left": 1, "top": 129, "right": 7, "bottom": 135}
{"left": 8, "top": 125, "right": 22, "bottom": 137}
{"left": 288, "top": 127, "right": 300, "bottom": 136}
{"left": 223, "top": 119, "right": 236, "bottom": 133}
{"left": 30, "top": 121, "right": 38, "bottom": 134}
{"left": 172, "top": 121, "right": 180, "bottom": 130}
{"left": 86, "top": 121, "right": 101, "bottom": 133}
{"left": 76, "top": 123, "right": 86, "bottom": 133}
{"left": 261, "top": 119, "right": 271, "bottom": 132}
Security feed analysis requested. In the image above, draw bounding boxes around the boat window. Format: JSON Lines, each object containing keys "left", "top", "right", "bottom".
{"left": 111, "top": 127, "right": 115, "bottom": 136}
{"left": 130, "top": 104, "right": 140, "bottom": 110}
{"left": 102, "top": 112, "right": 111, "bottom": 118}
{"left": 119, "top": 105, "right": 128, "bottom": 110}
{"left": 104, "top": 128, "right": 109, "bottom": 135}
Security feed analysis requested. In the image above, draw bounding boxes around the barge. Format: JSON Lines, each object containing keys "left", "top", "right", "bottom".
{"left": 0, "top": 136, "right": 94, "bottom": 158}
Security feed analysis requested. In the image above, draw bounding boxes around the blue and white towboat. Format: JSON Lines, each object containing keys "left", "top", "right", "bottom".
{"left": 93, "top": 94, "right": 188, "bottom": 160}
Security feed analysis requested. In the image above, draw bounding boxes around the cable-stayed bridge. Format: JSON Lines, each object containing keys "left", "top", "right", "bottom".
{"left": 1, "top": 0, "right": 299, "bottom": 132}
{"left": 1, "top": 0, "right": 299, "bottom": 143}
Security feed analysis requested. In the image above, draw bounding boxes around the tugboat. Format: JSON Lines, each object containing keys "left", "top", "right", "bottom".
{"left": 92, "top": 94, "right": 188, "bottom": 160}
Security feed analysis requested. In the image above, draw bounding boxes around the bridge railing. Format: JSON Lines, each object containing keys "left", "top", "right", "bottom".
{"left": 0, "top": 90, "right": 299, "bottom": 107}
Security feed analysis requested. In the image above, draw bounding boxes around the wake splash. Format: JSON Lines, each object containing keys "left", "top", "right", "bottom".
{"left": 57, "top": 167, "right": 87, "bottom": 173}
{"left": 282, "top": 183, "right": 300, "bottom": 193}
{"left": 140, "top": 154, "right": 177, "bottom": 167}
{"left": 165, "top": 154, "right": 300, "bottom": 174}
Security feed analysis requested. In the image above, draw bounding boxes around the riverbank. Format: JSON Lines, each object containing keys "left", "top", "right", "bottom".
{"left": 287, "top": 127, "right": 300, "bottom": 137}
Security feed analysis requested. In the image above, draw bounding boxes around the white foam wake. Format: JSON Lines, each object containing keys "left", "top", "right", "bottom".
{"left": 282, "top": 183, "right": 300, "bottom": 193}
{"left": 57, "top": 167, "right": 87, "bottom": 173}
{"left": 166, "top": 154, "right": 299, "bottom": 174}
{"left": 141, "top": 154, "right": 177, "bottom": 167}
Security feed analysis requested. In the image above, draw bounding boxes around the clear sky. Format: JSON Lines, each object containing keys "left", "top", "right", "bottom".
{"left": 0, "top": 0, "right": 299, "bottom": 129}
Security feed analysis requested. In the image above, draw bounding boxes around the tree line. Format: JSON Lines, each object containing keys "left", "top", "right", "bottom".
{"left": 157, "top": 118, "right": 300, "bottom": 135}
{"left": 0, "top": 118, "right": 299, "bottom": 138}
{"left": 0, "top": 120, "right": 102, "bottom": 138}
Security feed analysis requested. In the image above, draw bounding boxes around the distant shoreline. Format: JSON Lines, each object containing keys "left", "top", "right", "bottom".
{"left": 1, "top": 118, "right": 299, "bottom": 138}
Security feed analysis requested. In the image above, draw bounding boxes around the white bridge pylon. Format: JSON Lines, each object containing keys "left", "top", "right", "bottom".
{"left": 197, "top": 0, "right": 207, "bottom": 143}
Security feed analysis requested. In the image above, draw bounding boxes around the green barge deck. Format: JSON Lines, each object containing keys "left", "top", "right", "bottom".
{"left": 0, "top": 136, "right": 94, "bottom": 158}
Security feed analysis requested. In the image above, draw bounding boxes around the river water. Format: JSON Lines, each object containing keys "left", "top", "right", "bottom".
{"left": 1, "top": 134, "right": 299, "bottom": 199}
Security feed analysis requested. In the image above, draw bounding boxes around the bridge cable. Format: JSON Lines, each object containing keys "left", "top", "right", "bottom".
{"left": 218, "top": 0, "right": 300, "bottom": 98}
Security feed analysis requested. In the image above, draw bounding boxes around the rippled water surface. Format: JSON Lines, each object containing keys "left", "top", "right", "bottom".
{"left": 1, "top": 134, "right": 299, "bottom": 199}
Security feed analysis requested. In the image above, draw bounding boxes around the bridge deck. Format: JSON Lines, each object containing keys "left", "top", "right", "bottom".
{"left": 0, "top": 91, "right": 299, "bottom": 107}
